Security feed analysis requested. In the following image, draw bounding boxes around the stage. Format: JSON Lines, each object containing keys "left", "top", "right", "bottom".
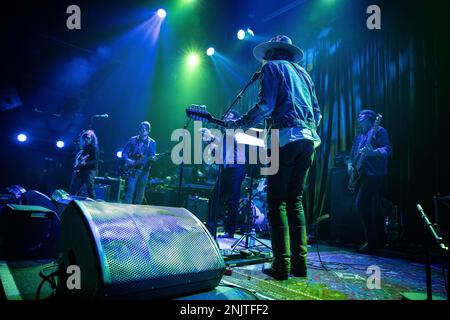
{"left": 1, "top": 0, "right": 449, "bottom": 307}
{"left": 1, "top": 240, "right": 446, "bottom": 301}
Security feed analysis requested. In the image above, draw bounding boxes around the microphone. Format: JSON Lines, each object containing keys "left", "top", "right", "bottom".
{"left": 251, "top": 71, "right": 261, "bottom": 82}
{"left": 93, "top": 114, "right": 109, "bottom": 118}
{"left": 416, "top": 204, "right": 448, "bottom": 251}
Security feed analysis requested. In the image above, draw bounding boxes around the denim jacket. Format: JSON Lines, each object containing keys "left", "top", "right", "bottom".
{"left": 237, "top": 60, "right": 322, "bottom": 137}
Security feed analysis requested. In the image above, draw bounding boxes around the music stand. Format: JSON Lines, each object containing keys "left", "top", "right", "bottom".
{"left": 230, "top": 132, "right": 272, "bottom": 253}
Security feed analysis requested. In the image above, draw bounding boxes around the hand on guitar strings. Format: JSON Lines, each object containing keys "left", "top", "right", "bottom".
{"left": 360, "top": 146, "right": 379, "bottom": 157}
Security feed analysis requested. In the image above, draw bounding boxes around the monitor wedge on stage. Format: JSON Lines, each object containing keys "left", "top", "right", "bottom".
{"left": 58, "top": 201, "right": 225, "bottom": 299}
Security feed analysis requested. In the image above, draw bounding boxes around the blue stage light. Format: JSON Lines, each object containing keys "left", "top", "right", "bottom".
{"left": 56, "top": 140, "right": 65, "bottom": 148}
{"left": 237, "top": 29, "right": 245, "bottom": 40}
{"left": 206, "top": 47, "right": 215, "bottom": 56}
{"left": 17, "top": 133, "right": 27, "bottom": 142}
{"left": 157, "top": 9, "right": 167, "bottom": 18}
{"left": 117, "top": 151, "right": 123, "bottom": 158}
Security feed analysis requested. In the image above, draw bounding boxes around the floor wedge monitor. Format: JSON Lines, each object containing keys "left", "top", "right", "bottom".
{"left": 58, "top": 200, "right": 225, "bottom": 299}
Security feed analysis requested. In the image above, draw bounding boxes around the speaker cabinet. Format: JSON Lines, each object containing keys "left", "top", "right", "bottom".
{"left": 59, "top": 201, "right": 225, "bottom": 299}
{"left": 0, "top": 204, "right": 60, "bottom": 260}
{"left": 94, "top": 184, "right": 111, "bottom": 202}
{"left": 186, "top": 196, "right": 209, "bottom": 223}
{"left": 94, "top": 177, "right": 124, "bottom": 202}
{"left": 329, "top": 168, "right": 365, "bottom": 245}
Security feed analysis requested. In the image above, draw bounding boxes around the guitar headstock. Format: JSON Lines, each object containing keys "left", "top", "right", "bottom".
{"left": 186, "top": 105, "right": 212, "bottom": 122}
{"left": 374, "top": 113, "right": 382, "bottom": 129}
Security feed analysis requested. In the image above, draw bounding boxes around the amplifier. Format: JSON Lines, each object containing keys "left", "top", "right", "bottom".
{"left": 0, "top": 204, "right": 60, "bottom": 260}
{"left": 94, "top": 184, "right": 111, "bottom": 202}
{"left": 94, "top": 177, "right": 124, "bottom": 202}
{"left": 186, "top": 195, "right": 209, "bottom": 223}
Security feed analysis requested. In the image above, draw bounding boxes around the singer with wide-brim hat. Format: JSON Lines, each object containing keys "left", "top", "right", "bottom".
{"left": 224, "top": 35, "right": 322, "bottom": 280}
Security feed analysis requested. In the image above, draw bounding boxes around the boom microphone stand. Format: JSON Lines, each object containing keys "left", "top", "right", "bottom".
{"left": 402, "top": 204, "right": 448, "bottom": 300}
{"left": 207, "top": 70, "right": 261, "bottom": 241}
{"left": 177, "top": 118, "right": 192, "bottom": 207}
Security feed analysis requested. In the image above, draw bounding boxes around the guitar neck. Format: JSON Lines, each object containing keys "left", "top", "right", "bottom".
{"left": 355, "top": 127, "right": 378, "bottom": 169}
{"left": 208, "top": 118, "right": 226, "bottom": 127}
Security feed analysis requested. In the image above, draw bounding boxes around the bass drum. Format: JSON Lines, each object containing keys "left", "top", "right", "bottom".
{"left": 252, "top": 197, "right": 269, "bottom": 233}
{"left": 238, "top": 197, "right": 269, "bottom": 234}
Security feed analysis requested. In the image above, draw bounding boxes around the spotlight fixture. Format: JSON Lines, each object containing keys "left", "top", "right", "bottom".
{"left": 206, "top": 47, "right": 215, "bottom": 56}
{"left": 116, "top": 151, "right": 123, "bottom": 158}
{"left": 157, "top": 8, "right": 167, "bottom": 18}
{"left": 237, "top": 29, "right": 245, "bottom": 40}
{"left": 56, "top": 140, "right": 65, "bottom": 148}
{"left": 17, "top": 133, "right": 27, "bottom": 142}
{"left": 187, "top": 53, "right": 200, "bottom": 67}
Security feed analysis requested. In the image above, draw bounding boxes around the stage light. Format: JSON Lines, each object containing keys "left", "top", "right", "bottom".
{"left": 157, "top": 8, "right": 166, "bottom": 18}
{"left": 17, "top": 133, "right": 27, "bottom": 142}
{"left": 187, "top": 53, "right": 200, "bottom": 67}
{"left": 237, "top": 29, "right": 245, "bottom": 40}
{"left": 247, "top": 28, "right": 255, "bottom": 37}
{"left": 206, "top": 47, "right": 215, "bottom": 56}
{"left": 116, "top": 151, "right": 123, "bottom": 158}
{"left": 56, "top": 140, "right": 65, "bottom": 148}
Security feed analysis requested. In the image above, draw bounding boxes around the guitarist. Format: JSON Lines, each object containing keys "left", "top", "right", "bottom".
{"left": 69, "top": 129, "right": 99, "bottom": 199}
{"left": 224, "top": 35, "right": 322, "bottom": 280}
{"left": 348, "top": 109, "right": 391, "bottom": 253}
{"left": 122, "top": 121, "right": 156, "bottom": 204}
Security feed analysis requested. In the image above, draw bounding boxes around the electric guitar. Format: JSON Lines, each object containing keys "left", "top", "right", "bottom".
{"left": 74, "top": 152, "right": 90, "bottom": 172}
{"left": 348, "top": 114, "right": 383, "bottom": 194}
{"left": 185, "top": 105, "right": 226, "bottom": 127}
{"left": 122, "top": 151, "right": 170, "bottom": 177}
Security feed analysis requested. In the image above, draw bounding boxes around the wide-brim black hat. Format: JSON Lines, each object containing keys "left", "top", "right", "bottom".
{"left": 253, "top": 35, "right": 304, "bottom": 63}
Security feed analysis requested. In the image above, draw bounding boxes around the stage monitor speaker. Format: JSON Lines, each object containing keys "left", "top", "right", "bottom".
{"left": 21, "top": 189, "right": 58, "bottom": 213}
{"left": 94, "top": 184, "right": 111, "bottom": 202}
{"left": 94, "top": 177, "right": 124, "bottom": 202}
{"left": 58, "top": 201, "right": 225, "bottom": 299}
{"left": 186, "top": 195, "right": 209, "bottom": 223}
{"left": 329, "top": 168, "right": 365, "bottom": 245}
{"left": 0, "top": 204, "right": 60, "bottom": 260}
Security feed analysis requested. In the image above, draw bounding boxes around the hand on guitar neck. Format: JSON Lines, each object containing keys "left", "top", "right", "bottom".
{"left": 185, "top": 105, "right": 226, "bottom": 127}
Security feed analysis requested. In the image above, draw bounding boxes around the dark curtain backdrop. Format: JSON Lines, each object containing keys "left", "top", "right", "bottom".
{"left": 232, "top": 1, "right": 449, "bottom": 245}
{"left": 303, "top": 3, "right": 449, "bottom": 244}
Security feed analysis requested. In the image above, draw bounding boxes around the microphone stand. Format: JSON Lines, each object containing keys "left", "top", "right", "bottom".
{"left": 402, "top": 204, "right": 448, "bottom": 300}
{"left": 222, "top": 71, "right": 261, "bottom": 119}
{"left": 177, "top": 118, "right": 192, "bottom": 207}
{"left": 433, "top": 195, "right": 450, "bottom": 301}
{"left": 208, "top": 71, "right": 261, "bottom": 241}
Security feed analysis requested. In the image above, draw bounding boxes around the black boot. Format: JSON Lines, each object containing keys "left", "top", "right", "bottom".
{"left": 262, "top": 266, "right": 289, "bottom": 280}
{"left": 290, "top": 226, "right": 308, "bottom": 277}
{"left": 263, "top": 226, "right": 290, "bottom": 280}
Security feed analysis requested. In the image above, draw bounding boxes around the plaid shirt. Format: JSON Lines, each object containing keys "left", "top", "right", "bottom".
{"left": 122, "top": 135, "right": 156, "bottom": 172}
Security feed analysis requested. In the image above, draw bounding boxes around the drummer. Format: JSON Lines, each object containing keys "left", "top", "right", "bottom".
{"left": 201, "top": 110, "right": 247, "bottom": 238}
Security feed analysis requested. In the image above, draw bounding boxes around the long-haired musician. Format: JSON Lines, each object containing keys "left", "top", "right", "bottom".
{"left": 69, "top": 129, "right": 99, "bottom": 199}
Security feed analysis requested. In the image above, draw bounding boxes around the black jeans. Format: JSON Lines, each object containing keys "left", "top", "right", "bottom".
{"left": 208, "top": 165, "right": 246, "bottom": 236}
{"left": 267, "top": 139, "right": 314, "bottom": 269}
{"left": 355, "top": 175, "right": 384, "bottom": 251}
{"left": 69, "top": 170, "right": 96, "bottom": 199}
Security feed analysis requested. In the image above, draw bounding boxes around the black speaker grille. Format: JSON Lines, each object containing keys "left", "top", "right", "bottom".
{"left": 78, "top": 202, "right": 224, "bottom": 286}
